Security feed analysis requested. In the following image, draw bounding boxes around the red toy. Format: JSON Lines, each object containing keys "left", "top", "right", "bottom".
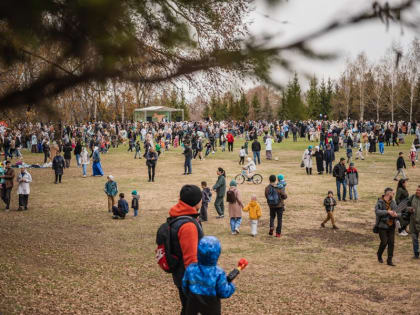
{"left": 227, "top": 258, "right": 248, "bottom": 282}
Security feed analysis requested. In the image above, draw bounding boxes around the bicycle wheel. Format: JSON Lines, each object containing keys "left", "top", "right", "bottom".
{"left": 252, "top": 174, "right": 263, "bottom": 185}
{"left": 235, "top": 174, "right": 245, "bottom": 184}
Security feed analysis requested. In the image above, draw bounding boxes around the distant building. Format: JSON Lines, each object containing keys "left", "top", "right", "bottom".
{"left": 133, "top": 106, "right": 184, "bottom": 122}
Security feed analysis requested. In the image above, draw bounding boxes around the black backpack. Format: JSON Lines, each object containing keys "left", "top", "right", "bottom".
{"left": 155, "top": 216, "right": 202, "bottom": 273}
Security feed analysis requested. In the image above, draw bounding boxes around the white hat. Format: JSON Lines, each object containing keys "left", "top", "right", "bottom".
{"left": 108, "top": 175, "right": 114, "bottom": 180}
{"left": 247, "top": 157, "right": 252, "bottom": 162}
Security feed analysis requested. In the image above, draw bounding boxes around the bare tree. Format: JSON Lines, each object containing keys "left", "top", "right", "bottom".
{"left": 354, "top": 53, "right": 370, "bottom": 121}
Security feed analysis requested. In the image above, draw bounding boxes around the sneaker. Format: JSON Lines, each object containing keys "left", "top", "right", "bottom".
{"left": 231, "top": 231, "right": 237, "bottom": 235}
{"left": 399, "top": 230, "right": 408, "bottom": 236}
{"left": 275, "top": 233, "right": 281, "bottom": 238}
{"left": 321, "top": 223, "right": 325, "bottom": 228}
{"left": 112, "top": 215, "right": 118, "bottom": 219}
{"left": 269, "top": 228, "right": 274, "bottom": 236}
{"left": 17, "top": 207, "right": 23, "bottom": 211}
{"left": 393, "top": 178, "right": 398, "bottom": 181}
{"left": 235, "top": 228, "right": 240, "bottom": 234}
{"left": 387, "top": 260, "right": 396, "bottom": 267}
{"left": 216, "top": 215, "right": 224, "bottom": 219}
{"left": 395, "top": 220, "right": 401, "bottom": 230}
{"left": 333, "top": 225, "right": 339, "bottom": 230}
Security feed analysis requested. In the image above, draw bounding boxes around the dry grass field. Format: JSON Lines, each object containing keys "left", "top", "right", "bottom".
{"left": 1, "top": 136, "right": 419, "bottom": 314}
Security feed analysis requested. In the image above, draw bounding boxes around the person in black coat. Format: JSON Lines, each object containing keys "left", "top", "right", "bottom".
{"left": 63, "top": 142, "right": 72, "bottom": 168}
{"left": 251, "top": 139, "right": 261, "bottom": 165}
{"left": 314, "top": 146, "right": 324, "bottom": 175}
{"left": 183, "top": 145, "right": 193, "bottom": 175}
{"left": 394, "top": 152, "right": 407, "bottom": 181}
{"left": 324, "top": 143, "right": 335, "bottom": 174}
{"left": 52, "top": 152, "right": 65, "bottom": 184}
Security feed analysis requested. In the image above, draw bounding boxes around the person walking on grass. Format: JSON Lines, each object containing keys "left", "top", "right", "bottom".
{"left": 80, "top": 146, "right": 89, "bottom": 177}
{"left": 146, "top": 147, "right": 158, "bottom": 182}
{"left": 134, "top": 141, "right": 141, "bottom": 159}
{"left": 131, "top": 190, "right": 139, "bottom": 217}
{"left": 92, "top": 146, "right": 104, "bottom": 176}
{"left": 407, "top": 185, "right": 420, "bottom": 260}
{"left": 346, "top": 162, "right": 359, "bottom": 201}
{"left": 183, "top": 143, "right": 193, "bottom": 175}
{"left": 321, "top": 190, "right": 338, "bottom": 229}
{"left": 52, "top": 151, "right": 65, "bottom": 184}
{"left": 104, "top": 175, "right": 118, "bottom": 213}
{"left": 265, "top": 174, "right": 287, "bottom": 238}
{"left": 63, "top": 141, "right": 72, "bottom": 168}
{"left": 265, "top": 135, "right": 273, "bottom": 160}
{"left": 395, "top": 179, "right": 409, "bottom": 236}
{"left": 17, "top": 167, "right": 32, "bottom": 211}
{"left": 226, "top": 131, "right": 234, "bottom": 152}
{"left": 226, "top": 180, "right": 243, "bottom": 235}
{"left": 251, "top": 138, "right": 261, "bottom": 165}
{"left": 394, "top": 152, "right": 407, "bottom": 181}
{"left": 212, "top": 167, "right": 226, "bottom": 219}
{"left": 243, "top": 195, "right": 262, "bottom": 237}
{"left": 302, "top": 146, "right": 313, "bottom": 175}
{"left": 375, "top": 187, "right": 399, "bottom": 266}
{"left": 0, "top": 161, "right": 14, "bottom": 210}
{"left": 200, "top": 181, "right": 212, "bottom": 222}
{"left": 168, "top": 185, "right": 204, "bottom": 315}
{"left": 333, "top": 157, "right": 347, "bottom": 201}
{"left": 239, "top": 146, "right": 246, "bottom": 165}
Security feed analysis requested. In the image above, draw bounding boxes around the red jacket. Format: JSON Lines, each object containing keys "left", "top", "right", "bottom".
{"left": 169, "top": 201, "right": 200, "bottom": 268}
{"left": 226, "top": 133, "right": 234, "bottom": 143}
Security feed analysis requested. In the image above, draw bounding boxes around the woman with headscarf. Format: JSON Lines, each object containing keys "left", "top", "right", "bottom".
{"left": 302, "top": 146, "right": 314, "bottom": 175}
{"left": 92, "top": 146, "right": 104, "bottom": 176}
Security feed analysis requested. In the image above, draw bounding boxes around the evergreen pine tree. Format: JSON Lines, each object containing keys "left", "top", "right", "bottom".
{"left": 284, "top": 73, "right": 306, "bottom": 120}
{"left": 263, "top": 96, "right": 273, "bottom": 121}
{"left": 306, "top": 76, "right": 320, "bottom": 118}
{"left": 238, "top": 93, "right": 249, "bottom": 121}
{"left": 319, "top": 78, "right": 332, "bottom": 118}
{"left": 251, "top": 93, "right": 261, "bottom": 120}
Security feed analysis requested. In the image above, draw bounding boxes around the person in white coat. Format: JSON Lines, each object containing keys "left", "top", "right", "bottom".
{"left": 265, "top": 135, "right": 273, "bottom": 160}
{"left": 243, "top": 157, "right": 257, "bottom": 180}
{"left": 302, "top": 145, "right": 314, "bottom": 175}
{"left": 17, "top": 167, "right": 32, "bottom": 210}
{"left": 80, "top": 147, "right": 90, "bottom": 177}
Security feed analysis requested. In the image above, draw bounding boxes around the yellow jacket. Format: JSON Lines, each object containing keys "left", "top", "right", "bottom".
{"left": 243, "top": 200, "right": 262, "bottom": 220}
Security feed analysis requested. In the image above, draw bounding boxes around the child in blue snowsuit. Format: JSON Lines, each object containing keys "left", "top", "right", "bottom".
{"left": 182, "top": 236, "right": 235, "bottom": 315}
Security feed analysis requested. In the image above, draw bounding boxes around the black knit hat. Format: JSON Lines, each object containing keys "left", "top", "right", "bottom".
{"left": 180, "top": 185, "right": 202, "bottom": 207}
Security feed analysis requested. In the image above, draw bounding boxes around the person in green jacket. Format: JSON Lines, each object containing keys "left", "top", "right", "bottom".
{"left": 212, "top": 167, "right": 226, "bottom": 218}
{"left": 104, "top": 175, "right": 118, "bottom": 212}
{"left": 407, "top": 185, "right": 420, "bottom": 259}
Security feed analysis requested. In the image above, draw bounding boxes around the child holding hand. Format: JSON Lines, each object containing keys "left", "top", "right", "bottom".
{"left": 243, "top": 195, "right": 262, "bottom": 237}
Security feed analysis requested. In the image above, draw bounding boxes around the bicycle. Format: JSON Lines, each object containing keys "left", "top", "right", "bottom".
{"left": 234, "top": 170, "right": 263, "bottom": 185}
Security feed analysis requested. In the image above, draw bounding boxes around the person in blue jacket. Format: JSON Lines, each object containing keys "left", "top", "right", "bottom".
{"left": 182, "top": 236, "right": 235, "bottom": 315}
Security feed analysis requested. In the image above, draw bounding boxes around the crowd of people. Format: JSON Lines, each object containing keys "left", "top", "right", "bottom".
{"left": 0, "top": 118, "right": 419, "bottom": 314}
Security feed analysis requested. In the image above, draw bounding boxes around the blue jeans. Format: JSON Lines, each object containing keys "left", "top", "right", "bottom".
{"left": 349, "top": 185, "right": 358, "bottom": 200}
{"left": 253, "top": 151, "right": 261, "bottom": 164}
{"left": 134, "top": 209, "right": 138, "bottom": 217}
{"left": 230, "top": 217, "right": 242, "bottom": 232}
{"left": 336, "top": 179, "right": 347, "bottom": 201}
{"left": 412, "top": 231, "right": 419, "bottom": 256}
{"left": 76, "top": 154, "right": 81, "bottom": 166}
{"left": 379, "top": 142, "right": 384, "bottom": 154}
{"left": 82, "top": 164, "right": 87, "bottom": 176}
{"left": 184, "top": 158, "right": 192, "bottom": 174}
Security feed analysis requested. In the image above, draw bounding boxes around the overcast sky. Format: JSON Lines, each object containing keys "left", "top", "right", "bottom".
{"left": 249, "top": 0, "right": 419, "bottom": 87}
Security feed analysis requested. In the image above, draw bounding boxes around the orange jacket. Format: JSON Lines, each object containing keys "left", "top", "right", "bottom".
{"left": 169, "top": 201, "right": 200, "bottom": 268}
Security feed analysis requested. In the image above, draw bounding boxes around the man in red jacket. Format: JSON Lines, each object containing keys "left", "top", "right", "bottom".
{"left": 169, "top": 185, "right": 203, "bottom": 315}
{"left": 226, "top": 132, "right": 234, "bottom": 152}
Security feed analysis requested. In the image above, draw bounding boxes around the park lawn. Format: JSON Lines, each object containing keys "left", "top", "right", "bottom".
{"left": 0, "top": 136, "right": 419, "bottom": 314}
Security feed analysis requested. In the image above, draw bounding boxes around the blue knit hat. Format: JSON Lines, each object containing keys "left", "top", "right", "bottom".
{"left": 131, "top": 190, "right": 137, "bottom": 195}
{"left": 308, "top": 145, "right": 313, "bottom": 150}
{"left": 229, "top": 180, "right": 237, "bottom": 187}
{"left": 277, "top": 174, "right": 284, "bottom": 181}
